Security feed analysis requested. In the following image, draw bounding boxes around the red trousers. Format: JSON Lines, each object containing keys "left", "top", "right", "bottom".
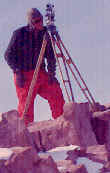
{"left": 14, "top": 70, "right": 65, "bottom": 125}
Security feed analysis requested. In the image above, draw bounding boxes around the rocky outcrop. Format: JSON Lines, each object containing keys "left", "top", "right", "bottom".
{"left": 93, "top": 109, "right": 110, "bottom": 121}
{"left": 0, "top": 102, "right": 110, "bottom": 172}
{"left": 28, "top": 102, "right": 97, "bottom": 151}
{"left": 0, "top": 110, "right": 35, "bottom": 148}
{"left": 0, "top": 146, "right": 60, "bottom": 173}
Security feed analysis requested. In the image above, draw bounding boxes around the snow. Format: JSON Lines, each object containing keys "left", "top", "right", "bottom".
{"left": 43, "top": 145, "right": 79, "bottom": 161}
{"left": 40, "top": 145, "right": 106, "bottom": 173}
{"left": 0, "top": 145, "right": 109, "bottom": 172}
{"left": 77, "top": 157, "right": 104, "bottom": 173}
{"left": 0, "top": 148, "right": 13, "bottom": 160}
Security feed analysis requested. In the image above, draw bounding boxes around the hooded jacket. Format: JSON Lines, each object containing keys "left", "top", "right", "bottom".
{"left": 4, "top": 25, "right": 56, "bottom": 75}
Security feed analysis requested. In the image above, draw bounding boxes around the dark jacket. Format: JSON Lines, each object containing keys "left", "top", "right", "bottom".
{"left": 4, "top": 25, "right": 56, "bottom": 75}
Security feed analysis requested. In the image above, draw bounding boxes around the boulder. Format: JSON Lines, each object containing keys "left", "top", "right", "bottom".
{"left": 68, "top": 102, "right": 97, "bottom": 147}
{"left": 28, "top": 102, "right": 97, "bottom": 151}
{"left": 66, "top": 145, "right": 107, "bottom": 172}
{"left": 85, "top": 145, "right": 110, "bottom": 172}
{"left": 84, "top": 145, "right": 108, "bottom": 163}
{"left": 0, "top": 110, "right": 35, "bottom": 148}
{"left": 86, "top": 144, "right": 110, "bottom": 172}
{"left": 0, "top": 146, "right": 40, "bottom": 173}
{"left": 0, "top": 146, "right": 59, "bottom": 173}
{"left": 37, "top": 154, "right": 60, "bottom": 173}
{"left": 93, "top": 110, "right": 110, "bottom": 121}
{"left": 91, "top": 111, "right": 110, "bottom": 146}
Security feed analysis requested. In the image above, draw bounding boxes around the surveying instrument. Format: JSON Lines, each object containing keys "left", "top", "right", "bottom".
{"left": 23, "top": 3, "right": 96, "bottom": 118}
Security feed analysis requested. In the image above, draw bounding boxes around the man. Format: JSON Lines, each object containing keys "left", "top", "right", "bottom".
{"left": 4, "top": 8, "right": 65, "bottom": 125}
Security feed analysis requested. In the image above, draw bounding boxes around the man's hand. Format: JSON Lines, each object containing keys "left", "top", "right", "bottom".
{"left": 16, "top": 72, "right": 25, "bottom": 88}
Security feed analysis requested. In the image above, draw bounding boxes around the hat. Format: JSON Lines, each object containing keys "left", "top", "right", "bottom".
{"left": 27, "top": 8, "right": 43, "bottom": 24}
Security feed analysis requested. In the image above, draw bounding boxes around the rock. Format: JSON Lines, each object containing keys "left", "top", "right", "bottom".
{"left": 68, "top": 102, "right": 97, "bottom": 147}
{"left": 101, "top": 161, "right": 110, "bottom": 172}
{"left": 104, "top": 103, "right": 110, "bottom": 110}
{"left": 28, "top": 117, "right": 81, "bottom": 152}
{"left": 37, "top": 154, "right": 60, "bottom": 173}
{"left": 92, "top": 111, "right": 110, "bottom": 146}
{"left": 66, "top": 145, "right": 106, "bottom": 172}
{"left": 91, "top": 117, "right": 108, "bottom": 145}
{"left": 28, "top": 102, "right": 97, "bottom": 152}
{"left": 93, "top": 110, "right": 110, "bottom": 121}
{"left": 57, "top": 160, "right": 87, "bottom": 173}
{"left": 85, "top": 145, "right": 110, "bottom": 172}
{"left": 104, "top": 120, "right": 110, "bottom": 154}
{"left": 0, "top": 162, "right": 8, "bottom": 173}
{"left": 86, "top": 145, "right": 108, "bottom": 163}
{"left": 92, "top": 110, "right": 110, "bottom": 153}
{"left": 0, "top": 146, "right": 60, "bottom": 173}
{"left": 0, "top": 110, "right": 35, "bottom": 148}
{"left": 0, "top": 146, "right": 40, "bottom": 173}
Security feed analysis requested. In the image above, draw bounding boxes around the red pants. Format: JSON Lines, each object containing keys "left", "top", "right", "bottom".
{"left": 14, "top": 70, "right": 65, "bottom": 125}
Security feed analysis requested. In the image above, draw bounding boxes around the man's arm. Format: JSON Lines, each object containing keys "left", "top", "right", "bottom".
{"left": 4, "top": 31, "right": 18, "bottom": 73}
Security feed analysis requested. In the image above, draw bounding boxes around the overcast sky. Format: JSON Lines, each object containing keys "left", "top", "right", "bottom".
{"left": 0, "top": 0, "right": 110, "bottom": 121}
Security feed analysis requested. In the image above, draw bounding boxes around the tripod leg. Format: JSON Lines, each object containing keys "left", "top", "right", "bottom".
{"left": 54, "top": 38, "right": 75, "bottom": 102}
{"left": 56, "top": 34, "right": 96, "bottom": 109}
{"left": 22, "top": 33, "right": 47, "bottom": 119}
{"left": 47, "top": 31, "right": 74, "bottom": 102}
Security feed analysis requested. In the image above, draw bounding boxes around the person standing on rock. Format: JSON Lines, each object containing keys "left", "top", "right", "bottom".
{"left": 4, "top": 8, "right": 65, "bottom": 125}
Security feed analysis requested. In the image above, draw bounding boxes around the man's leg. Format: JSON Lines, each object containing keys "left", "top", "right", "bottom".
{"left": 13, "top": 71, "right": 36, "bottom": 125}
{"left": 38, "top": 71, "right": 65, "bottom": 119}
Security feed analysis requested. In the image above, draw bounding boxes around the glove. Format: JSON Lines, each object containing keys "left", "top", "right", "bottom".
{"left": 48, "top": 73, "right": 59, "bottom": 85}
{"left": 16, "top": 71, "right": 25, "bottom": 88}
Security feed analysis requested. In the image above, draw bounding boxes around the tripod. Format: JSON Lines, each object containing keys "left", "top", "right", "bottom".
{"left": 22, "top": 25, "right": 96, "bottom": 119}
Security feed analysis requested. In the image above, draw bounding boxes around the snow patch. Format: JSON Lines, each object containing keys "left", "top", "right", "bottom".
{"left": 77, "top": 157, "right": 104, "bottom": 173}
{"left": 45, "top": 145, "right": 80, "bottom": 161}
{"left": 0, "top": 148, "right": 13, "bottom": 160}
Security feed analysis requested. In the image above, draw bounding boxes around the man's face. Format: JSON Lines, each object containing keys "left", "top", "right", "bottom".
{"left": 32, "top": 17, "right": 43, "bottom": 31}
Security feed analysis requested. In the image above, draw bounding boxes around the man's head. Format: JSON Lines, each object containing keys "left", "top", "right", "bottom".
{"left": 27, "top": 8, "right": 43, "bottom": 30}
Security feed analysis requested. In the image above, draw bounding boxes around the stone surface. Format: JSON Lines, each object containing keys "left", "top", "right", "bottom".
{"left": 28, "top": 102, "right": 97, "bottom": 152}
{"left": 91, "top": 118, "right": 108, "bottom": 145}
{"left": 83, "top": 144, "right": 110, "bottom": 172}
{"left": 86, "top": 145, "right": 108, "bottom": 163}
{"left": 28, "top": 117, "right": 81, "bottom": 151}
{"left": 2, "top": 102, "right": 110, "bottom": 172}
{"left": 104, "top": 103, "right": 110, "bottom": 109}
{"left": 0, "top": 146, "right": 39, "bottom": 173}
{"left": 37, "top": 154, "right": 60, "bottom": 173}
{"left": 93, "top": 110, "right": 110, "bottom": 121}
{"left": 0, "top": 146, "right": 60, "bottom": 173}
{"left": 85, "top": 145, "right": 110, "bottom": 172}
{"left": 69, "top": 102, "right": 97, "bottom": 147}
{"left": 65, "top": 145, "right": 108, "bottom": 172}
{"left": 0, "top": 110, "right": 35, "bottom": 148}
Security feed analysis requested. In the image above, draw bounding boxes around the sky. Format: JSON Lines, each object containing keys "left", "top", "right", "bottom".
{"left": 0, "top": 0, "right": 110, "bottom": 121}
